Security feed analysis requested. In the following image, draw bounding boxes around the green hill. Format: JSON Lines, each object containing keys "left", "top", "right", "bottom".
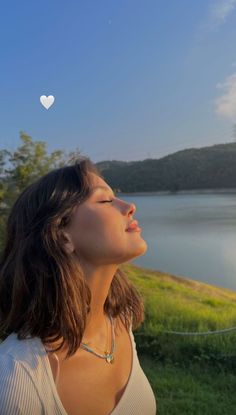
{"left": 96, "top": 142, "right": 236, "bottom": 192}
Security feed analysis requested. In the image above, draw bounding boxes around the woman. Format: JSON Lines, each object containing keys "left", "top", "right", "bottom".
{"left": 0, "top": 156, "right": 157, "bottom": 414}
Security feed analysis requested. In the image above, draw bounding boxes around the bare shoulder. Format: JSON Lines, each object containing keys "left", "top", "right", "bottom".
{"left": 114, "top": 314, "right": 131, "bottom": 337}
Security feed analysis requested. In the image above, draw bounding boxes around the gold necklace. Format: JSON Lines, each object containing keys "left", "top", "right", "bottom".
{"left": 80, "top": 313, "right": 115, "bottom": 364}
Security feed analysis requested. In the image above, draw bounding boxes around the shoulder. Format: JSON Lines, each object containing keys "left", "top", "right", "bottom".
{"left": 0, "top": 354, "right": 43, "bottom": 414}
{"left": 114, "top": 314, "right": 133, "bottom": 337}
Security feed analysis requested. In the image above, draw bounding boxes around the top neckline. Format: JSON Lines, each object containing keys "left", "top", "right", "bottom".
{"left": 41, "top": 325, "right": 135, "bottom": 415}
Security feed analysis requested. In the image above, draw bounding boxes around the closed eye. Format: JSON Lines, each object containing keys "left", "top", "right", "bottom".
{"left": 99, "top": 200, "right": 113, "bottom": 203}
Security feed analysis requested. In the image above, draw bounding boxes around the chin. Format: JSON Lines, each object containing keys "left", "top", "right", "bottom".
{"left": 131, "top": 242, "right": 148, "bottom": 259}
{"left": 139, "top": 238, "right": 148, "bottom": 252}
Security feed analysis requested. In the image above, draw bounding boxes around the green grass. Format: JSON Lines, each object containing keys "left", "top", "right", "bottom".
{"left": 121, "top": 262, "right": 236, "bottom": 326}
{"left": 120, "top": 262, "right": 236, "bottom": 413}
{"left": 120, "top": 262, "right": 236, "bottom": 361}
{"left": 139, "top": 354, "right": 236, "bottom": 415}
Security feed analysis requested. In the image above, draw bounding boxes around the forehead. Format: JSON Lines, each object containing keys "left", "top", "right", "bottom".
{"left": 88, "top": 173, "right": 113, "bottom": 193}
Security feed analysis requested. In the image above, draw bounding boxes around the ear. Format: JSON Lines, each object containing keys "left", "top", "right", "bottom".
{"left": 59, "top": 230, "right": 75, "bottom": 254}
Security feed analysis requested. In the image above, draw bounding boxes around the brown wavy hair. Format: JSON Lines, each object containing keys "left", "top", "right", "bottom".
{"left": 0, "top": 156, "right": 145, "bottom": 358}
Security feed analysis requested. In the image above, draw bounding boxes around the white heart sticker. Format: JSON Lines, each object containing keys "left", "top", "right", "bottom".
{"left": 40, "top": 95, "right": 55, "bottom": 109}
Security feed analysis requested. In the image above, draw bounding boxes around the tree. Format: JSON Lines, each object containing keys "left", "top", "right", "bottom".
{"left": 0, "top": 131, "right": 83, "bottom": 254}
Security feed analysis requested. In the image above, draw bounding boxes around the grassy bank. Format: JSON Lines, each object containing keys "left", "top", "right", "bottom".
{"left": 121, "top": 262, "right": 236, "bottom": 413}
{"left": 121, "top": 262, "right": 236, "bottom": 323}
{"left": 121, "top": 262, "right": 236, "bottom": 364}
{"left": 139, "top": 354, "right": 236, "bottom": 415}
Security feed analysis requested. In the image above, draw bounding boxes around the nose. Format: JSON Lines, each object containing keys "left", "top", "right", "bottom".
{"left": 126, "top": 201, "right": 136, "bottom": 216}
{"left": 117, "top": 197, "right": 136, "bottom": 216}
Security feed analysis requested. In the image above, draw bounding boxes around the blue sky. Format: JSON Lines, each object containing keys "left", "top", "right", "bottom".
{"left": 0, "top": 0, "right": 236, "bottom": 162}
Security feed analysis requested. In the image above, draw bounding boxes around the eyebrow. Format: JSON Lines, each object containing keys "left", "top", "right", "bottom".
{"left": 90, "top": 186, "right": 116, "bottom": 195}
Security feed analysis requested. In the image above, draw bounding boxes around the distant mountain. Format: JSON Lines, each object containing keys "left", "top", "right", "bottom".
{"left": 95, "top": 142, "right": 236, "bottom": 193}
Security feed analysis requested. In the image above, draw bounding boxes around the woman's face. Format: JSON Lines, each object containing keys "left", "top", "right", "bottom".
{"left": 64, "top": 172, "right": 148, "bottom": 266}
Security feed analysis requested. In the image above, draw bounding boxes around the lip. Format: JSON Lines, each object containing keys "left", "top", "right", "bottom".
{"left": 126, "top": 226, "right": 142, "bottom": 232}
{"left": 126, "top": 220, "right": 141, "bottom": 231}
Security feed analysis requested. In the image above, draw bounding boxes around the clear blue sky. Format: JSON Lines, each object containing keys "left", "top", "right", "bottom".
{"left": 0, "top": 0, "right": 236, "bottom": 162}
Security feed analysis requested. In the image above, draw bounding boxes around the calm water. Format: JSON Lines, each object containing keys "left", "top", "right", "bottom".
{"left": 120, "top": 192, "right": 236, "bottom": 293}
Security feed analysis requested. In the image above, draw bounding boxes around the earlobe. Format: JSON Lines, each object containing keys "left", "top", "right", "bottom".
{"left": 64, "top": 242, "right": 74, "bottom": 255}
{"left": 59, "top": 230, "right": 75, "bottom": 254}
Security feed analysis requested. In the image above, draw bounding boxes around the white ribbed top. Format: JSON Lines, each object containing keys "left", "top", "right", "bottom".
{"left": 0, "top": 326, "right": 157, "bottom": 414}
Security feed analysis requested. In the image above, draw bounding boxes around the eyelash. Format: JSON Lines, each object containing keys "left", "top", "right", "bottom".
{"left": 99, "top": 200, "right": 113, "bottom": 203}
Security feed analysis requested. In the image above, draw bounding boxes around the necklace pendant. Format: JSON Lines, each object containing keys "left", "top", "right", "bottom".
{"left": 105, "top": 352, "right": 114, "bottom": 364}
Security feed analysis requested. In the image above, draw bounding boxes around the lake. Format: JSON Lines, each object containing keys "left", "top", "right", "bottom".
{"left": 119, "top": 190, "right": 236, "bottom": 293}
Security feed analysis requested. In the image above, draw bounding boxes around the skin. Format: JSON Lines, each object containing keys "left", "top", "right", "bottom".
{"left": 44, "top": 172, "right": 148, "bottom": 362}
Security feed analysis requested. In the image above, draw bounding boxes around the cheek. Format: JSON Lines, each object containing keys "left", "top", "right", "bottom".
{"left": 71, "top": 207, "right": 125, "bottom": 248}
{"left": 100, "top": 215, "right": 126, "bottom": 248}
{"left": 71, "top": 210, "right": 105, "bottom": 244}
